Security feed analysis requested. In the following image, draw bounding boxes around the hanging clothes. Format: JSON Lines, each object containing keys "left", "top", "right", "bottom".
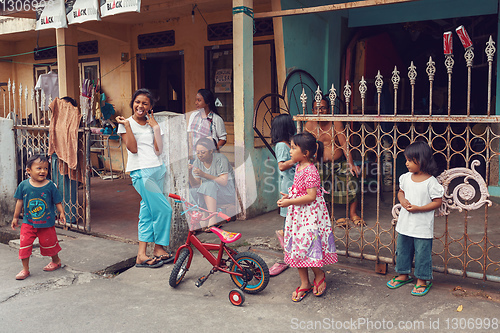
{"left": 48, "top": 97, "right": 84, "bottom": 182}
{"left": 35, "top": 71, "right": 59, "bottom": 110}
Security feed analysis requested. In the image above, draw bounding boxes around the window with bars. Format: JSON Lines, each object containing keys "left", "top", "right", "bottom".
{"left": 138, "top": 30, "right": 175, "bottom": 50}
{"left": 34, "top": 40, "right": 98, "bottom": 60}
{"left": 207, "top": 18, "right": 273, "bottom": 41}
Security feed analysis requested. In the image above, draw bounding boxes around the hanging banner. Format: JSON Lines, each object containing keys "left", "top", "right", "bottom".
{"left": 66, "top": 0, "right": 101, "bottom": 25}
{"left": 35, "top": 0, "right": 68, "bottom": 30}
{"left": 100, "top": 0, "right": 141, "bottom": 18}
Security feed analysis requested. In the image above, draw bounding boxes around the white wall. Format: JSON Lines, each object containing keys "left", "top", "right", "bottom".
{"left": 0, "top": 118, "right": 16, "bottom": 226}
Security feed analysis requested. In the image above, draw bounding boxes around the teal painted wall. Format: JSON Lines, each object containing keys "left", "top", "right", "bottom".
{"left": 246, "top": 146, "right": 280, "bottom": 218}
{"left": 349, "top": 0, "right": 498, "bottom": 28}
{"left": 281, "top": 0, "right": 346, "bottom": 115}
{"left": 280, "top": 0, "right": 500, "bottom": 191}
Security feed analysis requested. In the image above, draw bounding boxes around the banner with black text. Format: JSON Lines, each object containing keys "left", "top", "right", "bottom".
{"left": 100, "top": 0, "right": 140, "bottom": 17}
{"left": 66, "top": 0, "right": 100, "bottom": 24}
{"left": 35, "top": 0, "right": 67, "bottom": 30}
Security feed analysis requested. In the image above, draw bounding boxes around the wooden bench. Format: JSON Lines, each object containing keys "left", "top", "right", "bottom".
{"left": 391, "top": 160, "right": 492, "bottom": 225}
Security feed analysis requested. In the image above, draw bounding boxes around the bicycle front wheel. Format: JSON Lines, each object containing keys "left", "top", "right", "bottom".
{"left": 229, "top": 252, "right": 269, "bottom": 294}
{"left": 169, "top": 248, "right": 190, "bottom": 288}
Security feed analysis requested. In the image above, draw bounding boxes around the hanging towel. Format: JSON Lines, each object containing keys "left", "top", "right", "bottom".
{"left": 48, "top": 98, "right": 82, "bottom": 181}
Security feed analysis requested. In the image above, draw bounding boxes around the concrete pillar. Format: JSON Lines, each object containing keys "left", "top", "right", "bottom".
{"left": 56, "top": 26, "right": 80, "bottom": 102}
{"left": 233, "top": 0, "right": 254, "bottom": 219}
{"left": 0, "top": 118, "right": 16, "bottom": 226}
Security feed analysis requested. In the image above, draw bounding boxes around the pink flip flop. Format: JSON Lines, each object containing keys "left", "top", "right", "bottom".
{"left": 269, "top": 262, "right": 289, "bottom": 276}
{"left": 43, "top": 262, "right": 62, "bottom": 272}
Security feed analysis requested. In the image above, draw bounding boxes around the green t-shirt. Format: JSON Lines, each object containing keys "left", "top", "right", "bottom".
{"left": 14, "top": 179, "right": 62, "bottom": 228}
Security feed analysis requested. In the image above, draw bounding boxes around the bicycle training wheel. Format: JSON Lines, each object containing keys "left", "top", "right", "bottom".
{"left": 229, "top": 289, "right": 245, "bottom": 306}
{"left": 169, "top": 248, "right": 190, "bottom": 288}
{"left": 229, "top": 252, "right": 269, "bottom": 294}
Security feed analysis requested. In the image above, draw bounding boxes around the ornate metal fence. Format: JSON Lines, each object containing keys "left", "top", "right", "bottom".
{"left": 294, "top": 36, "right": 500, "bottom": 282}
{"left": 2, "top": 79, "right": 90, "bottom": 232}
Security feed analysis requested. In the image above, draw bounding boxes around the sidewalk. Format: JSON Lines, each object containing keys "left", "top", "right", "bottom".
{"left": 2, "top": 209, "right": 500, "bottom": 297}
{"left": 2, "top": 210, "right": 500, "bottom": 332}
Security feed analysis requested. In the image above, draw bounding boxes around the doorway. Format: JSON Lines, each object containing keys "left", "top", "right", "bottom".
{"left": 137, "top": 51, "right": 184, "bottom": 114}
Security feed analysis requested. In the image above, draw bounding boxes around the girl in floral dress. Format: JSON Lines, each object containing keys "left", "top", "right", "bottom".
{"left": 277, "top": 132, "right": 338, "bottom": 302}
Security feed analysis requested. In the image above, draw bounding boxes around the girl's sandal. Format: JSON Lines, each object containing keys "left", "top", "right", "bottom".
{"left": 292, "top": 286, "right": 313, "bottom": 302}
{"left": 386, "top": 276, "right": 414, "bottom": 289}
{"left": 411, "top": 282, "right": 432, "bottom": 296}
{"left": 313, "top": 274, "right": 327, "bottom": 297}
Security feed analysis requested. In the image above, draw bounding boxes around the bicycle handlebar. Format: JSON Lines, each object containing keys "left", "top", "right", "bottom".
{"left": 168, "top": 193, "right": 182, "bottom": 200}
{"left": 169, "top": 193, "right": 232, "bottom": 222}
{"left": 217, "top": 212, "right": 231, "bottom": 222}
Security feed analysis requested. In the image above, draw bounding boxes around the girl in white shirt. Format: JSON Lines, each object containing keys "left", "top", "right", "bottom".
{"left": 387, "top": 141, "right": 444, "bottom": 296}
{"left": 117, "top": 89, "right": 174, "bottom": 268}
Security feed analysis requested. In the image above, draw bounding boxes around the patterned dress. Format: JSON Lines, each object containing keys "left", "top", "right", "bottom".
{"left": 284, "top": 163, "right": 338, "bottom": 268}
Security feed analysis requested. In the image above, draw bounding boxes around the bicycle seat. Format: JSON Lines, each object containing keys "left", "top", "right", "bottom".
{"left": 210, "top": 227, "right": 241, "bottom": 244}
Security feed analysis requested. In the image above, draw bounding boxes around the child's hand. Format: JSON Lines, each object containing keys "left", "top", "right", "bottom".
{"left": 277, "top": 198, "right": 291, "bottom": 208}
{"left": 11, "top": 218, "right": 18, "bottom": 230}
{"left": 146, "top": 112, "right": 159, "bottom": 128}
{"left": 405, "top": 204, "right": 421, "bottom": 213}
{"left": 279, "top": 192, "right": 289, "bottom": 200}
{"left": 115, "top": 116, "right": 129, "bottom": 126}
{"left": 400, "top": 197, "right": 411, "bottom": 210}
{"left": 58, "top": 213, "right": 67, "bottom": 226}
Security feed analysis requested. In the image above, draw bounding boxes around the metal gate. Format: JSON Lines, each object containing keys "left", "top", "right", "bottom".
{"left": 254, "top": 36, "right": 500, "bottom": 282}
{"left": 3, "top": 80, "right": 91, "bottom": 232}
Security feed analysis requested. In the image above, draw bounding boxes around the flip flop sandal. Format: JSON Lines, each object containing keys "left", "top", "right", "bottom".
{"left": 292, "top": 286, "right": 313, "bottom": 302}
{"left": 411, "top": 282, "right": 432, "bottom": 296}
{"left": 352, "top": 217, "right": 366, "bottom": 227}
{"left": 155, "top": 252, "right": 175, "bottom": 264}
{"left": 135, "top": 258, "right": 163, "bottom": 268}
{"left": 335, "top": 218, "right": 349, "bottom": 228}
{"left": 313, "top": 274, "right": 327, "bottom": 296}
{"left": 269, "top": 262, "right": 288, "bottom": 276}
{"left": 387, "top": 276, "right": 414, "bottom": 289}
{"left": 16, "top": 270, "right": 30, "bottom": 280}
{"left": 43, "top": 262, "right": 62, "bottom": 272}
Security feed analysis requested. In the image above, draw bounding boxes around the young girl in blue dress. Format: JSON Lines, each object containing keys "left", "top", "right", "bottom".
{"left": 268, "top": 114, "right": 296, "bottom": 277}
{"left": 278, "top": 132, "right": 338, "bottom": 301}
{"left": 386, "top": 141, "right": 444, "bottom": 296}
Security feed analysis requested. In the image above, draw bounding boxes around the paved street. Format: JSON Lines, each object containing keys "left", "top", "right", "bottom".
{"left": 1, "top": 225, "right": 500, "bottom": 333}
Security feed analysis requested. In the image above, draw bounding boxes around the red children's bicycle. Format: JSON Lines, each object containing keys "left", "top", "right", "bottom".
{"left": 168, "top": 193, "right": 270, "bottom": 306}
